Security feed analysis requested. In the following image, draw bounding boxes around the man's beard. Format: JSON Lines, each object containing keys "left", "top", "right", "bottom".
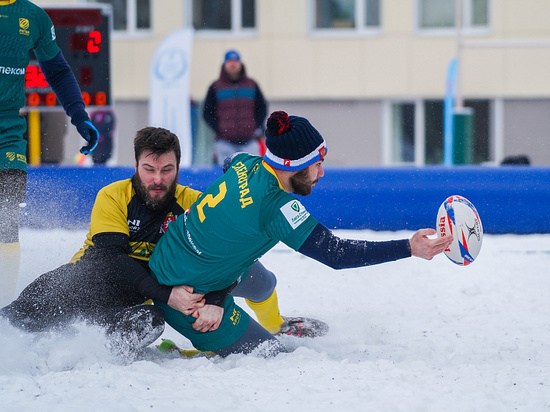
{"left": 132, "top": 173, "right": 177, "bottom": 211}
{"left": 289, "top": 168, "right": 317, "bottom": 197}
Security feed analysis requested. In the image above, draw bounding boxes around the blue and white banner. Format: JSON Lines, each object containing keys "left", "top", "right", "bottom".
{"left": 149, "top": 28, "right": 194, "bottom": 166}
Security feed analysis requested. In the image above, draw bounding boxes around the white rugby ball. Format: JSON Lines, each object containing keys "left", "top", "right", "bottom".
{"left": 436, "top": 195, "right": 483, "bottom": 266}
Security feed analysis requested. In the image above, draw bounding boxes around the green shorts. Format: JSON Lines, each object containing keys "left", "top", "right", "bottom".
{"left": 0, "top": 115, "right": 28, "bottom": 172}
{"left": 154, "top": 295, "right": 250, "bottom": 352}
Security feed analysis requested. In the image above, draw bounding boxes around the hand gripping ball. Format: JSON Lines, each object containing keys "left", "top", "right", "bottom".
{"left": 436, "top": 195, "right": 483, "bottom": 266}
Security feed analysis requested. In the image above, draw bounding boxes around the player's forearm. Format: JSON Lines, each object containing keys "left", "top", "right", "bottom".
{"left": 91, "top": 232, "right": 172, "bottom": 303}
{"left": 39, "top": 50, "right": 89, "bottom": 125}
{"left": 134, "top": 271, "right": 172, "bottom": 303}
{"left": 298, "top": 223, "right": 411, "bottom": 269}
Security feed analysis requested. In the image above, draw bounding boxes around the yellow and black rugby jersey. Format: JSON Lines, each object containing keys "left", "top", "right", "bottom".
{"left": 70, "top": 178, "right": 201, "bottom": 263}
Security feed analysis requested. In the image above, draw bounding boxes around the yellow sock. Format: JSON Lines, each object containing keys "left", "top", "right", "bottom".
{"left": 245, "top": 289, "right": 285, "bottom": 334}
{"left": 0, "top": 242, "right": 21, "bottom": 307}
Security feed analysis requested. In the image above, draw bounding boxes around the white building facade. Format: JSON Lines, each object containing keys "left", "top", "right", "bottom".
{"left": 37, "top": 0, "right": 550, "bottom": 166}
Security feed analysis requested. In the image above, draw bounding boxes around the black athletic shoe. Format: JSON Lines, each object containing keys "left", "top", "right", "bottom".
{"left": 275, "top": 316, "right": 329, "bottom": 338}
{"left": 106, "top": 305, "right": 165, "bottom": 360}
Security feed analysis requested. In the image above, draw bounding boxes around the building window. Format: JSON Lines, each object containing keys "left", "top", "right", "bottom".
{"left": 389, "top": 99, "right": 490, "bottom": 165}
{"left": 424, "top": 100, "right": 445, "bottom": 164}
{"left": 424, "top": 99, "right": 489, "bottom": 164}
{"left": 191, "top": 0, "right": 256, "bottom": 32}
{"left": 313, "top": 0, "right": 380, "bottom": 31}
{"left": 391, "top": 102, "right": 416, "bottom": 164}
{"left": 87, "top": 0, "right": 151, "bottom": 33}
{"left": 418, "top": 0, "right": 488, "bottom": 30}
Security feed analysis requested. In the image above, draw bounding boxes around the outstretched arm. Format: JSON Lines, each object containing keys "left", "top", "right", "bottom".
{"left": 298, "top": 223, "right": 452, "bottom": 269}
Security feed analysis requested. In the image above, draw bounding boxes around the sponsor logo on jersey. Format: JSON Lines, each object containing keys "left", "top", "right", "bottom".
{"left": 4, "top": 152, "right": 25, "bottom": 163}
{"left": 230, "top": 308, "right": 242, "bottom": 326}
{"left": 128, "top": 219, "right": 141, "bottom": 232}
{"left": 19, "top": 18, "right": 30, "bottom": 36}
{"left": 280, "top": 200, "right": 310, "bottom": 229}
{"left": 160, "top": 214, "right": 176, "bottom": 234}
{"left": 0, "top": 66, "right": 25, "bottom": 75}
{"left": 184, "top": 212, "right": 202, "bottom": 255}
{"left": 51, "top": 26, "right": 56, "bottom": 41}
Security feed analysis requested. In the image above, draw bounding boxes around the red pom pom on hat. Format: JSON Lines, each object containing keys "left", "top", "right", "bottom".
{"left": 266, "top": 111, "right": 290, "bottom": 136}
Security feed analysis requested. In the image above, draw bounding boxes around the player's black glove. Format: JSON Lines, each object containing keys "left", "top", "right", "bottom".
{"left": 77, "top": 120, "right": 100, "bottom": 155}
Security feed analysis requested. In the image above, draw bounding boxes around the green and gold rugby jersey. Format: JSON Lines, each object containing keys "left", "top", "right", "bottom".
{"left": 150, "top": 153, "right": 319, "bottom": 294}
{"left": 0, "top": 0, "right": 60, "bottom": 112}
{"left": 70, "top": 178, "right": 202, "bottom": 264}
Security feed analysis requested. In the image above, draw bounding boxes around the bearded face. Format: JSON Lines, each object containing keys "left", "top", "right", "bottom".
{"left": 133, "top": 150, "right": 179, "bottom": 210}
{"left": 133, "top": 171, "right": 177, "bottom": 210}
{"left": 289, "top": 167, "right": 317, "bottom": 197}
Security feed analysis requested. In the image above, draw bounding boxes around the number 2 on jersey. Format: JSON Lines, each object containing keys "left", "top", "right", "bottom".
{"left": 197, "top": 182, "right": 227, "bottom": 222}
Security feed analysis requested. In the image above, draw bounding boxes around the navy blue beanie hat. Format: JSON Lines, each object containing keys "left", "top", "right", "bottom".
{"left": 264, "top": 111, "right": 327, "bottom": 171}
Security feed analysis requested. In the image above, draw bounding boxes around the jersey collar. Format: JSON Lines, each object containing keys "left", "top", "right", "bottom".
{"left": 262, "top": 160, "right": 284, "bottom": 190}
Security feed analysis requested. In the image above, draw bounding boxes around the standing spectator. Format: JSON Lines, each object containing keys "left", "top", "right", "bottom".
{"left": 203, "top": 50, "right": 267, "bottom": 165}
{"left": 0, "top": 0, "right": 99, "bottom": 306}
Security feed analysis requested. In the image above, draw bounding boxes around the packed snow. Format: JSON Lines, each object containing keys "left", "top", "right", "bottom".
{"left": 1, "top": 228, "right": 549, "bottom": 411}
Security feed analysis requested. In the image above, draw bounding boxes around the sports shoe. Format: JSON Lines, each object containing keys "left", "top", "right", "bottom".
{"left": 106, "top": 305, "right": 165, "bottom": 360}
{"left": 275, "top": 316, "right": 329, "bottom": 338}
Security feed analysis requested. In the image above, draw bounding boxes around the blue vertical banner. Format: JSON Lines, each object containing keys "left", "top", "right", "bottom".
{"left": 149, "top": 28, "right": 194, "bottom": 167}
{"left": 444, "top": 58, "right": 458, "bottom": 166}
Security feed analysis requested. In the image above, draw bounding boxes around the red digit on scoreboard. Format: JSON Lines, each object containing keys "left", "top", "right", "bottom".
{"left": 95, "top": 91, "right": 107, "bottom": 106}
{"left": 28, "top": 93, "right": 40, "bottom": 107}
{"left": 25, "top": 65, "right": 49, "bottom": 88}
{"left": 87, "top": 30, "right": 101, "bottom": 53}
{"left": 82, "top": 92, "right": 91, "bottom": 106}
{"left": 45, "top": 93, "right": 57, "bottom": 107}
{"left": 25, "top": 65, "right": 37, "bottom": 88}
{"left": 36, "top": 67, "right": 48, "bottom": 88}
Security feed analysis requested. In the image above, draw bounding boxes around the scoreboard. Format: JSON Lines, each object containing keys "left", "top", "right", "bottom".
{"left": 25, "top": 6, "right": 112, "bottom": 109}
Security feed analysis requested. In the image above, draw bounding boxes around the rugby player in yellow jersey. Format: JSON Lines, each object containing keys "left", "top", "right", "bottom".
{"left": 0, "top": 127, "right": 324, "bottom": 358}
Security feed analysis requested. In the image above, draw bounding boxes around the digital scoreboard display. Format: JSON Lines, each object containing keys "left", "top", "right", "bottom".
{"left": 25, "top": 7, "right": 112, "bottom": 109}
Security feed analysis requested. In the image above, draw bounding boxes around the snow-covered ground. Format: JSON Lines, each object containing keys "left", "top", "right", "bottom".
{"left": 1, "top": 228, "right": 550, "bottom": 411}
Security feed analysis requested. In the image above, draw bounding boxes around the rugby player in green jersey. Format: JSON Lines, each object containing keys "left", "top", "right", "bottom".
{"left": 149, "top": 111, "right": 454, "bottom": 357}
{"left": 0, "top": 0, "right": 99, "bottom": 306}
